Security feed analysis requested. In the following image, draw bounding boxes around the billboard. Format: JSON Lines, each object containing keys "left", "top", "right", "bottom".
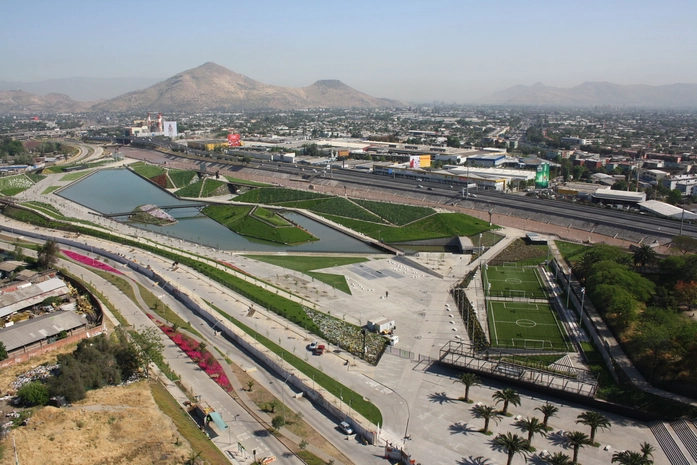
{"left": 164, "top": 121, "right": 178, "bottom": 138}
{"left": 409, "top": 155, "right": 421, "bottom": 169}
{"left": 535, "top": 163, "right": 550, "bottom": 189}
{"left": 227, "top": 133, "right": 241, "bottom": 147}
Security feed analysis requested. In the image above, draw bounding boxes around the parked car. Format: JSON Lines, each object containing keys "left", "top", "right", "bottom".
{"left": 308, "top": 341, "right": 319, "bottom": 351}
{"left": 314, "top": 344, "right": 326, "bottom": 355}
{"left": 427, "top": 187, "right": 433, "bottom": 191}
{"left": 339, "top": 421, "right": 353, "bottom": 435}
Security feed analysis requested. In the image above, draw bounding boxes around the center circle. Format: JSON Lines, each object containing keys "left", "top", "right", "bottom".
{"left": 516, "top": 319, "right": 537, "bottom": 328}
{"left": 505, "top": 278, "right": 522, "bottom": 284}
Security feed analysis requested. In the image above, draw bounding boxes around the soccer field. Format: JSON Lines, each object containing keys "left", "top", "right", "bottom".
{"left": 487, "top": 301, "right": 572, "bottom": 351}
{"left": 483, "top": 265, "right": 547, "bottom": 299}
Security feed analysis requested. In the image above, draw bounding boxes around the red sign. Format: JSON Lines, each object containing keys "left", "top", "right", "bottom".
{"left": 227, "top": 133, "right": 241, "bottom": 147}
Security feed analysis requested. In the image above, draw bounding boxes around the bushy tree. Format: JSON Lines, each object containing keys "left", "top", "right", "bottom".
{"left": 17, "top": 381, "right": 49, "bottom": 406}
{"left": 36, "top": 239, "right": 60, "bottom": 270}
{"left": 0, "top": 341, "right": 7, "bottom": 361}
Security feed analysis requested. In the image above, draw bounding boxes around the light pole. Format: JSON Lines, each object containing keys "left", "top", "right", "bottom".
{"left": 478, "top": 233, "right": 483, "bottom": 268}
{"left": 579, "top": 287, "right": 586, "bottom": 326}
{"left": 566, "top": 267, "right": 572, "bottom": 309}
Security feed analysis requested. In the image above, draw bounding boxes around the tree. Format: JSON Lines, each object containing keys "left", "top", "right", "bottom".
{"left": 519, "top": 417, "right": 547, "bottom": 447}
{"left": 575, "top": 410, "right": 611, "bottom": 444}
{"left": 17, "top": 381, "right": 49, "bottom": 406}
{"left": 611, "top": 450, "right": 653, "bottom": 465}
{"left": 673, "top": 280, "right": 697, "bottom": 311}
{"left": 492, "top": 432, "right": 531, "bottom": 465}
{"left": 271, "top": 414, "right": 285, "bottom": 430}
{"left": 565, "top": 430, "right": 591, "bottom": 464}
{"left": 36, "top": 239, "right": 60, "bottom": 270}
{"left": 640, "top": 441, "right": 655, "bottom": 460}
{"left": 472, "top": 404, "right": 502, "bottom": 434}
{"left": 459, "top": 372, "right": 480, "bottom": 402}
{"left": 672, "top": 235, "right": 697, "bottom": 255}
{"left": 131, "top": 327, "right": 164, "bottom": 378}
{"left": 544, "top": 452, "right": 573, "bottom": 465}
{"left": 633, "top": 244, "right": 657, "bottom": 267}
{"left": 666, "top": 189, "right": 683, "bottom": 205}
{"left": 492, "top": 388, "right": 521, "bottom": 415}
{"left": 0, "top": 341, "right": 7, "bottom": 361}
{"left": 535, "top": 402, "right": 559, "bottom": 430}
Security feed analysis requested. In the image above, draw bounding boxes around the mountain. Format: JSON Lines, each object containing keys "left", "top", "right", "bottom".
{"left": 479, "top": 81, "right": 697, "bottom": 108}
{"left": 0, "top": 90, "right": 87, "bottom": 114}
{"left": 92, "top": 62, "right": 400, "bottom": 112}
{"left": 0, "top": 77, "right": 163, "bottom": 101}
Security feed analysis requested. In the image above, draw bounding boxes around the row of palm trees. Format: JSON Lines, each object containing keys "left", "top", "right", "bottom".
{"left": 460, "top": 373, "right": 655, "bottom": 464}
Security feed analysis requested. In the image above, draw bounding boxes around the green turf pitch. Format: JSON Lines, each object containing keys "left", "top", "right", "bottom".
{"left": 487, "top": 301, "right": 571, "bottom": 351}
{"left": 483, "top": 266, "right": 547, "bottom": 299}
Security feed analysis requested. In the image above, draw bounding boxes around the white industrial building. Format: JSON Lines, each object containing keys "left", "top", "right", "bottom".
{"left": 592, "top": 188, "right": 646, "bottom": 205}
{"left": 638, "top": 200, "right": 697, "bottom": 220}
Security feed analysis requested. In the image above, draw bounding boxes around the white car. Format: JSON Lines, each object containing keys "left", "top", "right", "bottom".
{"left": 309, "top": 341, "right": 319, "bottom": 351}
{"left": 339, "top": 421, "right": 353, "bottom": 435}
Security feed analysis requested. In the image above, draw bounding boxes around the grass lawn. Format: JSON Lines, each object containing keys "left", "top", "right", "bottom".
{"left": 483, "top": 265, "right": 547, "bottom": 299}
{"left": 492, "top": 238, "right": 550, "bottom": 265}
{"left": 41, "top": 186, "right": 61, "bottom": 194}
{"left": 487, "top": 301, "right": 571, "bottom": 351}
{"left": 130, "top": 163, "right": 166, "bottom": 179}
{"left": 224, "top": 175, "right": 271, "bottom": 187}
{"left": 175, "top": 179, "right": 204, "bottom": 197}
{"left": 60, "top": 170, "right": 94, "bottom": 181}
{"left": 169, "top": 169, "right": 197, "bottom": 188}
{"left": 251, "top": 206, "right": 292, "bottom": 226}
{"left": 235, "top": 187, "right": 329, "bottom": 204}
{"left": 353, "top": 199, "right": 434, "bottom": 225}
{"left": 555, "top": 240, "right": 591, "bottom": 263}
{"left": 282, "top": 198, "right": 385, "bottom": 223}
{"left": 243, "top": 255, "right": 369, "bottom": 294}
{"left": 149, "top": 382, "right": 230, "bottom": 465}
{"left": 23, "top": 201, "right": 65, "bottom": 219}
{"left": 321, "top": 211, "right": 491, "bottom": 242}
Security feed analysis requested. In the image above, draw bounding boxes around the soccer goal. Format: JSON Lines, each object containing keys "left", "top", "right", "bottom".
{"left": 509, "top": 290, "right": 526, "bottom": 299}
{"left": 511, "top": 338, "right": 553, "bottom": 350}
{"left": 503, "top": 262, "right": 518, "bottom": 268}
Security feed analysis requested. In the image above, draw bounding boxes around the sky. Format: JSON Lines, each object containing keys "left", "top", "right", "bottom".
{"left": 2, "top": 0, "right": 697, "bottom": 103}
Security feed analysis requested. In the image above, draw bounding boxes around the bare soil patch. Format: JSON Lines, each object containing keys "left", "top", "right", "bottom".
{"left": 1, "top": 381, "right": 191, "bottom": 465}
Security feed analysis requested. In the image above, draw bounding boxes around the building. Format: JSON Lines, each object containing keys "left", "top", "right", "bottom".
{"left": 0, "top": 311, "right": 88, "bottom": 359}
{"left": 641, "top": 169, "right": 669, "bottom": 185}
{"left": 561, "top": 137, "right": 587, "bottom": 146}
{"left": 0, "top": 277, "right": 70, "bottom": 320}
{"left": 591, "top": 188, "right": 646, "bottom": 206}
{"left": 638, "top": 200, "right": 697, "bottom": 220}
{"left": 467, "top": 153, "right": 506, "bottom": 167}
{"left": 187, "top": 139, "right": 229, "bottom": 151}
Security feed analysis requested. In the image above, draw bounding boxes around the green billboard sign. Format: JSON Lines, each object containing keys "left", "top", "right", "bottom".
{"left": 535, "top": 163, "right": 549, "bottom": 189}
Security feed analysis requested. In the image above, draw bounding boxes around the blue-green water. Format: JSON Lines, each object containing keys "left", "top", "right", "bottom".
{"left": 59, "top": 169, "right": 379, "bottom": 253}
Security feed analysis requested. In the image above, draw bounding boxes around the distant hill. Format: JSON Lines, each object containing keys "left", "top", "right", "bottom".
{"left": 479, "top": 81, "right": 697, "bottom": 108}
{"left": 0, "top": 90, "right": 87, "bottom": 114}
{"left": 91, "top": 62, "right": 401, "bottom": 112}
{"left": 0, "top": 77, "right": 163, "bottom": 101}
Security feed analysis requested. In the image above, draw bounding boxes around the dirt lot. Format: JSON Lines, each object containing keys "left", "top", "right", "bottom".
{"left": 1, "top": 381, "right": 191, "bottom": 465}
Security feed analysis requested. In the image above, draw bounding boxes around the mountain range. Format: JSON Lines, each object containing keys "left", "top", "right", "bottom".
{"left": 478, "top": 81, "right": 697, "bottom": 108}
{"left": 0, "top": 62, "right": 400, "bottom": 114}
{"left": 0, "top": 77, "right": 163, "bottom": 102}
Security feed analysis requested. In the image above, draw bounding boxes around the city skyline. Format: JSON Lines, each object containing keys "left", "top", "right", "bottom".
{"left": 3, "top": 0, "right": 697, "bottom": 103}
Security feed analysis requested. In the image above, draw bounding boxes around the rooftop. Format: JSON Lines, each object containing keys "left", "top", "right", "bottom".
{"left": 0, "top": 310, "right": 86, "bottom": 352}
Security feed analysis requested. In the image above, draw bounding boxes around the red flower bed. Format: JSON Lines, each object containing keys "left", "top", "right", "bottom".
{"left": 217, "top": 261, "right": 250, "bottom": 276}
{"left": 62, "top": 249, "right": 122, "bottom": 274}
{"left": 159, "top": 323, "right": 233, "bottom": 393}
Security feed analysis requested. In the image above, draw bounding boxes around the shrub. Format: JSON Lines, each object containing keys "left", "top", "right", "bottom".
{"left": 17, "top": 381, "right": 49, "bottom": 406}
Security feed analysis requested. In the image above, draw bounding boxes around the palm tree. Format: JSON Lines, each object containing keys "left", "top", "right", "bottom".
{"left": 519, "top": 417, "right": 547, "bottom": 447}
{"left": 472, "top": 404, "right": 502, "bottom": 435}
{"left": 492, "top": 388, "right": 521, "bottom": 415}
{"left": 575, "top": 410, "right": 611, "bottom": 444}
{"left": 639, "top": 441, "right": 655, "bottom": 460}
{"left": 459, "top": 372, "right": 480, "bottom": 402}
{"left": 543, "top": 452, "right": 573, "bottom": 465}
{"left": 492, "top": 432, "right": 532, "bottom": 465}
{"left": 633, "top": 244, "right": 657, "bottom": 268}
{"left": 535, "top": 402, "right": 559, "bottom": 430}
{"left": 565, "top": 431, "right": 591, "bottom": 464}
{"left": 611, "top": 450, "right": 653, "bottom": 465}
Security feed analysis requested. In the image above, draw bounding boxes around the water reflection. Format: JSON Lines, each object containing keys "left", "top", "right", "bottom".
{"left": 59, "top": 169, "right": 379, "bottom": 253}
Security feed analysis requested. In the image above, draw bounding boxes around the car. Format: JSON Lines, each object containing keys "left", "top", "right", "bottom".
{"left": 314, "top": 344, "right": 326, "bottom": 355}
{"left": 339, "top": 421, "right": 353, "bottom": 435}
{"left": 449, "top": 185, "right": 454, "bottom": 188}
{"left": 427, "top": 187, "right": 433, "bottom": 191}
{"left": 417, "top": 185, "right": 423, "bottom": 189}
{"left": 309, "top": 341, "right": 319, "bottom": 351}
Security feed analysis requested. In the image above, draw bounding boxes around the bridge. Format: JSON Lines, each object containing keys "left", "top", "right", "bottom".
{"left": 100, "top": 203, "right": 207, "bottom": 218}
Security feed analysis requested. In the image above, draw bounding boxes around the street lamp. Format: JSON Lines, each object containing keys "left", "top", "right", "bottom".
{"left": 566, "top": 267, "right": 572, "bottom": 309}
{"left": 579, "top": 287, "right": 586, "bottom": 326}
{"left": 478, "top": 233, "right": 483, "bottom": 267}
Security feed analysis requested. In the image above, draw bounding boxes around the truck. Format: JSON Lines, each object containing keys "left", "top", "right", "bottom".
{"left": 313, "top": 344, "right": 326, "bottom": 356}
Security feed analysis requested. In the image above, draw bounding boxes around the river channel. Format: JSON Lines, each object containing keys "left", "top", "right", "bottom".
{"left": 58, "top": 169, "right": 380, "bottom": 253}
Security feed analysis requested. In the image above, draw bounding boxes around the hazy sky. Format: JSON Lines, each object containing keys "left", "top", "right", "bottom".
{"left": 3, "top": 0, "right": 697, "bottom": 102}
